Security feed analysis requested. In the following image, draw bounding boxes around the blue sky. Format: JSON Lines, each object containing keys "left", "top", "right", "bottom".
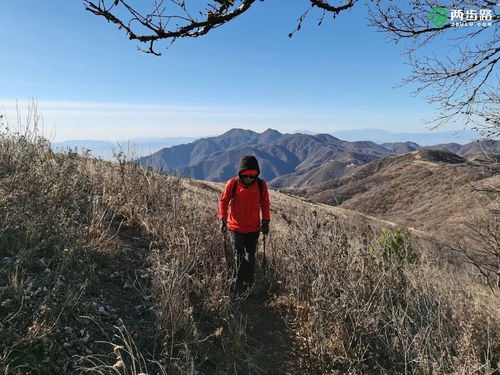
{"left": 0, "top": 0, "right": 493, "bottom": 141}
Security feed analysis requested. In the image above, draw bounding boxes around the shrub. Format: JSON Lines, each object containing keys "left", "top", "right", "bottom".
{"left": 377, "top": 228, "right": 420, "bottom": 265}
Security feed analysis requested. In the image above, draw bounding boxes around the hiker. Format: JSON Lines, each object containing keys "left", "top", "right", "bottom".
{"left": 218, "top": 155, "right": 271, "bottom": 296}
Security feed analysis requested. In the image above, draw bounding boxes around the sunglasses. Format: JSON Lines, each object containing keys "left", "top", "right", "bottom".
{"left": 241, "top": 175, "right": 257, "bottom": 179}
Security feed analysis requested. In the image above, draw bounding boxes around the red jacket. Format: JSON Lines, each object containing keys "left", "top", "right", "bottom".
{"left": 219, "top": 177, "right": 271, "bottom": 233}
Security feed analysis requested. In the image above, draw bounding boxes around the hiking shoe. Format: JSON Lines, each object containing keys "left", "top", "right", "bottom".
{"left": 231, "top": 282, "right": 253, "bottom": 300}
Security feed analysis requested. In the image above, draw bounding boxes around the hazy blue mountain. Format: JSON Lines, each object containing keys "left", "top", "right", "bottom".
{"left": 378, "top": 139, "right": 499, "bottom": 159}
{"left": 332, "top": 128, "right": 486, "bottom": 145}
{"left": 52, "top": 136, "right": 198, "bottom": 160}
{"left": 52, "top": 140, "right": 115, "bottom": 156}
{"left": 293, "top": 130, "right": 317, "bottom": 135}
{"left": 381, "top": 142, "right": 421, "bottom": 154}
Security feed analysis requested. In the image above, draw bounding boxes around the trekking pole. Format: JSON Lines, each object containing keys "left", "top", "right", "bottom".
{"left": 222, "top": 229, "right": 236, "bottom": 277}
{"left": 262, "top": 233, "right": 267, "bottom": 274}
{"left": 222, "top": 229, "right": 230, "bottom": 270}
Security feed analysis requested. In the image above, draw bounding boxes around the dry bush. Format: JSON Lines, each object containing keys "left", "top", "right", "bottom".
{"left": 449, "top": 192, "right": 500, "bottom": 292}
{"left": 0, "top": 108, "right": 123, "bottom": 373}
{"left": 264, "top": 208, "right": 499, "bottom": 374}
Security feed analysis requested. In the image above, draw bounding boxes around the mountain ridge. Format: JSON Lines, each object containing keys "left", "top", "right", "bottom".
{"left": 139, "top": 128, "right": 499, "bottom": 188}
{"left": 288, "top": 148, "right": 499, "bottom": 236}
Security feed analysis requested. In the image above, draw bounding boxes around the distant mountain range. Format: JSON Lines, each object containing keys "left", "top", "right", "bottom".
{"left": 138, "top": 128, "right": 500, "bottom": 188}
{"left": 330, "top": 128, "right": 487, "bottom": 145}
{"left": 381, "top": 142, "right": 421, "bottom": 154}
{"left": 52, "top": 128, "right": 495, "bottom": 160}
{"left": 381, "top": 139, "right": 500, "bottom": 156}
{"left": 139, "top": 129, "right": 393, "bottom": 184}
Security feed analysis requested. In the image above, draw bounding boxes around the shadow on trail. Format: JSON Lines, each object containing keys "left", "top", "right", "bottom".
{"left": 233, "top": 270, "right": 294, "bottom": 375}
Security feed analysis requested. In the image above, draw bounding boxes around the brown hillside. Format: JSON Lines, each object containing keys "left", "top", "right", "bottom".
{"left": 292, "top": 149, "right": 499, "bottom": 237}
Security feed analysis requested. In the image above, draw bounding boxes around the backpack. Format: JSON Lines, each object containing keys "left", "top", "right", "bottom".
{"left": 231, "top": 177, "right": 264, "bottom": 204}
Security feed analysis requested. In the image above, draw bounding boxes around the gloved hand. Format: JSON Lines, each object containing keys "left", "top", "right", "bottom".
{"left": 261, "top": 220, "right": 270, "bottom": 235}
{"left": 220, "top": 218, "right": 227, "bottom": 233}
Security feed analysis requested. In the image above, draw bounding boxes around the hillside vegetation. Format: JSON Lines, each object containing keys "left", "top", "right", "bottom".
{"left": 291, "top": 149, "right": 500, "bottom": 238}
{"left": 1, "top": 118, "right": 499, "bottom": 374}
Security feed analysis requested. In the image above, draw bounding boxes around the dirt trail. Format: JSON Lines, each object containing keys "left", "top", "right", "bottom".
{"left": 234, "top": 273, "right": 295, "bottom": 375}
{"left": 113, "top": 224, "right": 297, "bottom": 374}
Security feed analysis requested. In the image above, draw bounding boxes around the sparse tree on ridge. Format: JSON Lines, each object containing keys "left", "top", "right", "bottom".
{"left": 84, "top": 0, "right": 499, "bottom": 137}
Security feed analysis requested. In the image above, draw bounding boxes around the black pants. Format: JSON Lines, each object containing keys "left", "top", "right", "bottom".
{"left": 228, "top": 230, "right": 260, "bottom": 289}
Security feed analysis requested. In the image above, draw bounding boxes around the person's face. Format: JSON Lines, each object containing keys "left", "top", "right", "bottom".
{"left": 240, "top": 174, "right": 257, "bottom": 185}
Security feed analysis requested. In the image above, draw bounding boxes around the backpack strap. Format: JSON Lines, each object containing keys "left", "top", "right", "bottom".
{"left": 230, "top": 177, "right": 238, "bottom": 203}
{"left": 257, "top": 178, "right": 263, "bottom": 204}
{"left": 231, "top": 177, "right": 264, "bottom": 204}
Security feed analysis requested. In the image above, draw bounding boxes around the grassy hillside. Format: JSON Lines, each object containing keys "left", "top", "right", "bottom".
{"left": 1, "top": 122, "right": 499, "bottom": 374}
{"left": 291, "top": 149, "right": 500, "bottom": 238}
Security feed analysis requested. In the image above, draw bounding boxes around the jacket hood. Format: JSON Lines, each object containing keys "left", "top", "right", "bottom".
{"left": 238, "top": 155, "right": 260, "bottom": 175}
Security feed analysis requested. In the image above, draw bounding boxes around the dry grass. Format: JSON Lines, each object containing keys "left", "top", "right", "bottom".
{"left": 0, "top": 107, "right": 251, "bottom": 374}
{"left": 190, "top": 180, "right": 500, "bottom": 374}
{"left": 267, "top": 217, "right": 499, "bottom": 374}
{"left": 1, "top": 107, "right": 499, "bottom": 374}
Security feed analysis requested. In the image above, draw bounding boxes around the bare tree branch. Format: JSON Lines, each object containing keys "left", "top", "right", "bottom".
{"left": 450, "top": 175, "right": 500, "bottom": 292}
{"left": 309, "top": 0, "right": 356, "bottom": 13}
{"left": 368, "top": 0, "right": 499, "bottom": 138}
{"left": 84, "top": 0, "right": 258, "bottom": 55}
